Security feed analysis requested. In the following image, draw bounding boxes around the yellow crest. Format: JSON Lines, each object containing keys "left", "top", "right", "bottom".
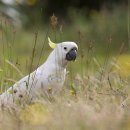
{"left": 48, "top": 37, "right": 57, "bottom": 49}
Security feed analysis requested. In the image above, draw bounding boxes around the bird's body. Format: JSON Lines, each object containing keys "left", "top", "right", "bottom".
{"left": 0, "top": 38, "right": 78, "bottom": 108}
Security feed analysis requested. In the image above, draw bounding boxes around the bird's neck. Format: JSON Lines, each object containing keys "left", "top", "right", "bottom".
{"left": 46, "top": 50, "right": 68, "bottom": 68}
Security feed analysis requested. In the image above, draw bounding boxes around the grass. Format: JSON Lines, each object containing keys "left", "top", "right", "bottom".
{"left": 0, "top": 6, "right": 130, "bottom": 130}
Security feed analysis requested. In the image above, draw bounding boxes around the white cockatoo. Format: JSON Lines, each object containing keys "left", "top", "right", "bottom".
{"left": 0, "top": 37, "right": 78, "bottom": 108}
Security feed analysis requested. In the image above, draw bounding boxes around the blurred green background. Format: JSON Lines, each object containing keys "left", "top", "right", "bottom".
{"left": 0, "top": 2, "right": 130, "bottom": 130}
{"left": 0, "top": 0, "right": 129, "bottom": 82}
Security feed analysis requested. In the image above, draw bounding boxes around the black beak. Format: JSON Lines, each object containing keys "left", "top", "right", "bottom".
{"left": 66, "top": 47, "right": 77, "bottom": 61}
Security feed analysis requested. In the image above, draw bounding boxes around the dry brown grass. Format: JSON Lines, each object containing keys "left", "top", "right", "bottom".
{"left": 0, "top": 68, "right": 130, "bottom": 130}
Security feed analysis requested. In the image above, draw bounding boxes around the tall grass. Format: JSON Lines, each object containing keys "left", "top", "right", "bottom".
{"left": 0, "top": 6, "right": 130, "bottom": 130}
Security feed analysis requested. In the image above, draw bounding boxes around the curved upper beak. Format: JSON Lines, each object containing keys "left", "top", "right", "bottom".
{"left": 66, "top": 47, "right": 77, "bottom": 61}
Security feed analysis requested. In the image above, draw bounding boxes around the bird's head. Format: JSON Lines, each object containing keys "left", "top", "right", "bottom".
{"left": 47, "top": 37, "right": 78, "bottom": 67}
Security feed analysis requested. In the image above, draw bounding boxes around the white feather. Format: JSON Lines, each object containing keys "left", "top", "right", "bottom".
{"left": 0, "top": 40, "right": 78, "bottom": 108}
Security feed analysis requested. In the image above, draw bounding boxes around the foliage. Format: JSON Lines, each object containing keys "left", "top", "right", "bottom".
{"left": 0, "top": 5, "right": 129, "bottom": 130}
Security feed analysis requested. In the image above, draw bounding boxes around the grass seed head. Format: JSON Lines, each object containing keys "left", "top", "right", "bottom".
{"left": 50, "top": 14, "right": 58, "bottom": 29}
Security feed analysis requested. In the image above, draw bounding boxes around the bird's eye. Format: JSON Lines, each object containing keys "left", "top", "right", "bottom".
{"left": 64, "top": 47, "right": 67, "bottom": 50}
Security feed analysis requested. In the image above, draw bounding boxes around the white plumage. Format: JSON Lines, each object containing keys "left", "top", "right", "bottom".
{"left": 0, "top": 38, "right": 78, "bottom": 108}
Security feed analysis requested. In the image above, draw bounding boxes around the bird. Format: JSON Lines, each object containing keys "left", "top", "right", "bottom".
{"left": 0, "top": 37, "right": 78, "bottom": 108}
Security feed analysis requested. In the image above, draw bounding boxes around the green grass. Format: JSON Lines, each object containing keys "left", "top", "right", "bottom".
{"left": 0, "top": 6, "right": 130, "bottom": 130}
